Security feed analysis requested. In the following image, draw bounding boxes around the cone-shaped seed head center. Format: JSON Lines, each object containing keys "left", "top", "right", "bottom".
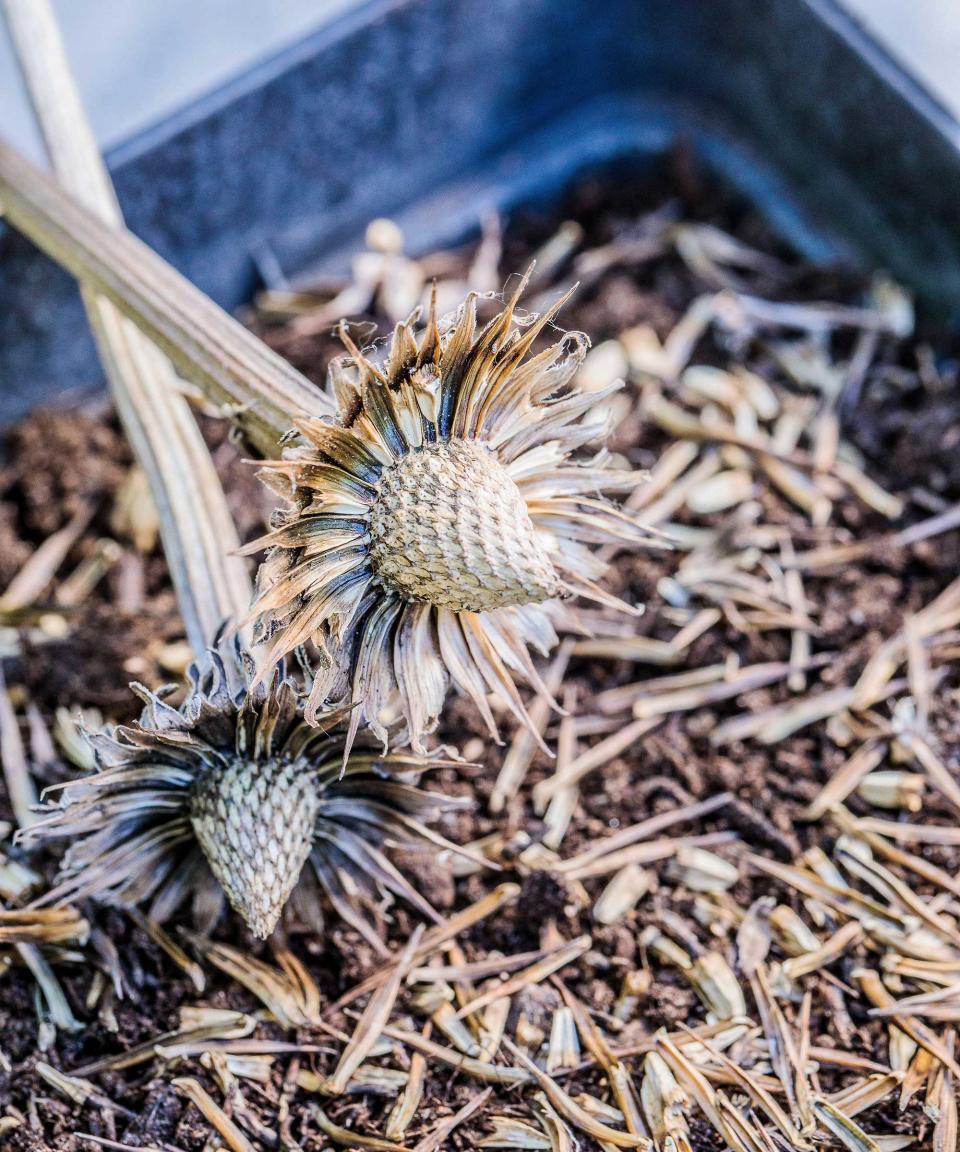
{"left": 368, "top": 440, "right": 562, "bottom": 612}
{"left": 190, "top": 757, "right": 317, "bottom": 939}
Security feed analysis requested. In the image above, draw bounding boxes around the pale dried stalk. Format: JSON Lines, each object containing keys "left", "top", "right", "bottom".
{"left": 503, "top": 1039, "right": 649, "bottom": 1148}
{"left": 0, "top": 664, "right": 38, "bottom": 828}
{"left": 489, "top": 640, "right": 573, "bottom": 814}
{"left": 385, "top": 1022, "right": 429, "bottom": 1139}
{"left": 0, "top": 134, "right": 327, "bottom": 458}
{"left": 308, "top": 1103, "right": 408, "bottom": 1151}
{"left": 802, "top": 740, "right": 887, "bottom": 821}
{"left": 323, "top": 925, "right": 423, "bottom": 1095}
{"left": 553, "top": 793, "right": 732, "bottom": 876}
{"left": 327, "top": 883, "right": 521, "bottom": 1014}
{"left": 855, "top": 969, "right": 960, "bottom": 1079}
{"left": 454, "top": 935, "right": 591, "bottom": 1020}
{"left": 382, "top": 1025, "right": 531, "bottom": 1085}
{"left": 16, "top": 942, "right": 81, "bottom": 1032}
{"left": 534, "top": 717, "right": 661, "bottom": 805}
{"left": 34, "top": 1062, "right": 133, "bottom": 1118}
{"left": 173, "top": 1077, "right": 256, "bottom": 1152}
{"left": 412, "top": 1086, "right": 492, "bottom": 1152}
{"left": 2, "top": 0, "right": 252, "bottom": 655}
{"left": 0, "top": 502, "right": 93, "bottom": 613}
{"left": 0, "top": 906, "right": 87, "bottom": 946}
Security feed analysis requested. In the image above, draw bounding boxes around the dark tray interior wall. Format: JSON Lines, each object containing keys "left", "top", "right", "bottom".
{"left": 2, "top": 0, "right": 959, "bottom": 424}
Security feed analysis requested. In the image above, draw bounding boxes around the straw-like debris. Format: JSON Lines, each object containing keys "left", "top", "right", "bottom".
{"left": 3, "top": 170, "right": 960, "bottom": 1149}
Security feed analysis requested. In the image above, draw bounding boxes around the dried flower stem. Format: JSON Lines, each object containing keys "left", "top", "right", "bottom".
{"left": 0, "top": 135, "right": 327, "bottom": 458}
{"left": 2, "top": 0, "right": 251, "bottom": 656}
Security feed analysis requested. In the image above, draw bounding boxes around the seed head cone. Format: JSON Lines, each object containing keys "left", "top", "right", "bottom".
{"left": 249, "top": 268, "right": 659, "bottom": 750}
{"left": 25, "top": 646, "right": 462, "bottom": 942}
{"left": 369, "top": 440, "right": 562, "bottom": 611}
{"left": 190, "top": 757, "right": 318, "bottom": 938}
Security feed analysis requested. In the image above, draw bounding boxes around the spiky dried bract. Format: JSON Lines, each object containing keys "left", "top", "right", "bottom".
{"left": 25, "top": 650, "right": 458, "bottom": 941}
{"left": 249, "top": 270, "right": 655, "bottom": 749}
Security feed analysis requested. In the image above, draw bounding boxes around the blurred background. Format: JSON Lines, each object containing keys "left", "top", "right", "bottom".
{"left": 2, "top": 0, "right": 959, "bottom": 158}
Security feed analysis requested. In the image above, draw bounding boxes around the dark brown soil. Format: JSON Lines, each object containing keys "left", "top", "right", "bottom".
{"left": 2, "top": 162, "right": 959, "bottom": 1150}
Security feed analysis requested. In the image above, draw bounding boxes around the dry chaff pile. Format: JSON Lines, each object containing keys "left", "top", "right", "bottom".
{"left": 0, "top": 12, "right": 960, "bottom": 1148}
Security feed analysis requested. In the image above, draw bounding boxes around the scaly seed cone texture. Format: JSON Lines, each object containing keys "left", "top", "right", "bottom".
{"left": 368, "top": 439, "right": 562, "bottom": 611}
{"left": 190, "top": 756, "right": 318, "bottom": 939}
{"left": 249, "top": 269, "right": 658, "bottom": 749}
{"left": 26, "top": 649, "right": 459, "bottom": 941}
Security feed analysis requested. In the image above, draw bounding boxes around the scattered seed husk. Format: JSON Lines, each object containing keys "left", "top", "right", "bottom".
{"left": 324, "top": 925, "right": 424, "bottom": 1095}
{"left": 689, "top": 951, "right": 747, "bottom": 1020}
{"left": 455, "top": 935, "right": 591, "bottom": 1020}
{"left": 669, "top": 846, "right": 739, "bottom": 893}
{"left": 546, "top": 1007, "right": 581, "bottom": 1072}
{"left": 781, "top": 921, "right": 863, "bottom": 981}
{"left": 480, "top": 1116, "right": 552, "bottom": 1149}
{"left": 593, "top": 864, "right": 654, "bottom": 925}
{"left": 502, "top": 1039, "right": 649, "bottom": 1148}
{"left": 857, "top": 770, "right": 925, "bottom": 813}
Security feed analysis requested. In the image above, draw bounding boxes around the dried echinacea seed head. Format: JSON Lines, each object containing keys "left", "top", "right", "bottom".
{"left": 24, "top": 647, "right": 462, "bottom": 942}
{"left": 248, "top": 269, "right": 660, "bottom": 751}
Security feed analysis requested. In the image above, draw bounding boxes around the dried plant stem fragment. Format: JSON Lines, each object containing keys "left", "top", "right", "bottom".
{"left": 781, "top": 922, "right": 863, "bottom": 981}
{"left": 329, "top": 883, "right": 520, "bottom": 1013}
{"left": 0, "top": 665, "right": 38, "bottom": 829}
{"left": 172, "top": 1077, "right": 256, "bottom": 1152}
{"left": 455, "top": 935, "right": 591, "bottom": 1020}
{"left": 803, "top": 740, "right": 887, "bottom": 820}
{"left": 855, "top": 969, "right": 960, "bottom": 1078}
{"left": 308, "top": 1103, "right": 408, "bottom": 1151}
{"left": 0, "top": 502, "right": 93, "bottom": 615}
{"left": 490, "top": 640, "right": 573, "bottom": 813}
{"left": 0, "top": 136, "right": 325, "bottom": 456}
{"left": 385, "top": 1023, "right": 429, "bottom": 1139}
{"left": 382, "top": 1025, "right": 531, "bottom": 1085}
{"left": 811, "top": 1097, "right": 884, "bottom": 1152}
{"left": 534, "top": 718, "right": 660, "bottom": 805}
{"left": 323, "top": 926, "right": 423, "bottom": 1095}
{"left": 503, "top": 1039, "right": 649, "bottom": 1148}
{"left": 2, "top": 0, "right": 251, "bottom": 654}
{"left": 412, "top": 1086, "right": 492, "bottom": 1152}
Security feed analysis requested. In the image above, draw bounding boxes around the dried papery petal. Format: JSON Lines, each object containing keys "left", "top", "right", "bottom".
{"left": 249, "top": 276, "right": 658, "bottom": 749}
{"left": 23, "top": 646, "right": 462, "bottom": 939}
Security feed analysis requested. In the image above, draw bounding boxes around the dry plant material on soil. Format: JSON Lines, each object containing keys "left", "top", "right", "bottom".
{"left": 0, "top": 169, "right": 959, "bottom": 1149}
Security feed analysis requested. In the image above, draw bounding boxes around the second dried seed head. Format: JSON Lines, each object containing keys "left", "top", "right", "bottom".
{"left": 250, "top": 270, "right": 656, "bottom": 749}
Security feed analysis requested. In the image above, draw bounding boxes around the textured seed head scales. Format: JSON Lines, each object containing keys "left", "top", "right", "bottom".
{"left": 369, "top": 440, "right": 563, "bottom": 611}
{"left": 190, "top": 756, "right": 318, "bottom": 939}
